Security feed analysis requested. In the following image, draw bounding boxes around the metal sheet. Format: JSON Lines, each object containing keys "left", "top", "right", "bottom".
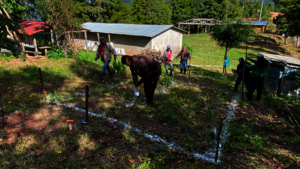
{"left": 82, "top": 22, "right": 186, "bottom": 38}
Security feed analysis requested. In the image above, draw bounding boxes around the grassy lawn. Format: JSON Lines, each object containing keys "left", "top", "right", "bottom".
{"left": 0, "top": 34, "right": 299, "bottom": 168}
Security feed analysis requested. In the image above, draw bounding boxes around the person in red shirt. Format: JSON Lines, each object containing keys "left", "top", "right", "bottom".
{"left": 95, "top": 37, "right": 117, "bottom": 81}
{"left": 162, "top": 45, "right": 174, "bottom": 76}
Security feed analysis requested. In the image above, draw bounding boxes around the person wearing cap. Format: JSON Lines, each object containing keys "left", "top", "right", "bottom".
{"left": 121, "top": 55, "right": 162, "bottom": 105}
{"left": 246, "top": 53, "right": 268, "bottom": 100}
{"left": 233, "top": 58, "right": 250, "bottom": 92}
{"left": 162, "top": 45, "right": 174, "bottom": 76}
{"left": 175, "top": 46, "right": 191, "bottom": 74}
{"left": 95, "top": 37, "right": 117, "bottom": 81}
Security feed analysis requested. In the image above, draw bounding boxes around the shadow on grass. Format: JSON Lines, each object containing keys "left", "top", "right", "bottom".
{"left": 221, "top": 102, "right": 300, "bottom": 168}
{"left": 0, "top": 65, "right": 68, "bottom": 114}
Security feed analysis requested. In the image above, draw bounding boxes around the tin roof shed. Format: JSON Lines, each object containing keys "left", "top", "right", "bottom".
{"left": 82, "top": 22, "right": 187, "bottom": 38}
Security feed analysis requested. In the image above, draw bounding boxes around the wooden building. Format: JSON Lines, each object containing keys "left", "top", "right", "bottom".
{"left": 262, "top": 53, "right": 300, "bottom": 97}
{"left": 246, "top": 21, "right": 268, "bottom": 33}
{"left": 74, "top": 23, "right": 187, "bottom": 55}
{"left": 17, "top": 20, "right": 53, "bottom": 56}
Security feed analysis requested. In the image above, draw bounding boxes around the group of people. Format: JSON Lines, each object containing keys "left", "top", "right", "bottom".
{"left": 95, "top": 37, "right": 191, "bottom": 105}
{"left": 234, "top": 53, "right": 269, "bottom": 101}
{"left": 95, "top": 37, "right": 267, "bottom": 105}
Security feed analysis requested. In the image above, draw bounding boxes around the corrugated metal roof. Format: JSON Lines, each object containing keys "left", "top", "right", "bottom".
{"left": 262, "top": 53, "right": 300, "bottom": 68}
{"left": 82, "top": 22, "right": 186, "bottom": 38}
{"left": 246, "top": 21, "right": 268, "bottom": 26}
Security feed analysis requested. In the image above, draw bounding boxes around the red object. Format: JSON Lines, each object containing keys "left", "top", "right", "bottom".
{"left": 18, "top": 20, "right": 51, "bottom": 35}
{"left": 166, "top": 51, "right": 172, "bottom": 64}
{"left": 66, "top": 120, "right": 74, "bottom": 123}
{"left": 100, "top": 44, "right": 105, "bottom": 62}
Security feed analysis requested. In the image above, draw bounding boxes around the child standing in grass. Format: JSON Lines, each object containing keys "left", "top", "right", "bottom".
{"left": 175, "top": 46, "right": 191, "bottom": 74}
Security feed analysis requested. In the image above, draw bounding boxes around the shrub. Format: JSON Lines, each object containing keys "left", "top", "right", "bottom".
{"left": 77, "top": 51, "right": 94, "bottom": 62}
{"left": 0, "top": 54, "right": 15, "bottom": 62}
{"left": 160, "top": 73, "right": 174, "bottom": 86}
{"left": 19, "top": 52, "right": 26, "bottom": 61}
{"left": 46, "top": 46, "right": 66, "bottom": 59}
{"left": 111, "top": 59, "right": 126, "bottom": 76}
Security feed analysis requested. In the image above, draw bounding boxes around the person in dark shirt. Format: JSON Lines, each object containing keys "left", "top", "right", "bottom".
{"left": 233, "top": 58, "right": 250, "bottom": 92}
{"left": 175, "top": 46, "right": 191, "bottom": 74}
{"left": 121, "top": 55, "right": 162, "bottom": 105}
{"left": 246, "top": 53, "right": 268, "bottom": 101}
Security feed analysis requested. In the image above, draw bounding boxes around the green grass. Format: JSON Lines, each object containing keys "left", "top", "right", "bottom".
{"left": 0, "top": 33, "right": 299, "bottom": 168}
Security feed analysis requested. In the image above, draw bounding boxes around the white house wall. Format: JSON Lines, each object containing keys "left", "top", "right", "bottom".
{"left": 151, "top": 29, "right": 183, "bottom": 55}
{"left": 73, "top": 32, "right": 152, "bottom": 55}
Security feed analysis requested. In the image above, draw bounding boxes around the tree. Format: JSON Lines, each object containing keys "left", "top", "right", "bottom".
{"left": 205, "top": 0, "right": 242, "bottom": 20}
{"left": 0, "top": 0, "right": 26, "bottom": 55}
{"left": 130, "top": 0, "right": 171, "bottom": 24}
{"left": 104, "top": 0, "right": 131, "bottom": 23}
{"left": 283, "top": 0, "right": 300, "bottom": 48}
{"left": 273, "top": 14, "right": 288, "bottom": 44}
{"left": 38, "top": 0, "right": 84, "bottom": 55}
{"left": 211, "top": 19, "right": 254, "bottom": 76}
{"left": 168, "top": 0, "right": 192, "bottom": 25}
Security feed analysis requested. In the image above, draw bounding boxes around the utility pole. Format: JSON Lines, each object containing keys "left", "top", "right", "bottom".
{"left": 259, "top": 0, "right": 264, "bottom": 21}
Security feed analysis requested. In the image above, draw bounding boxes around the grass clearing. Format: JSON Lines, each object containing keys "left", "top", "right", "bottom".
{"left": 0, "top": 33, "right": 299, "bottom": 168}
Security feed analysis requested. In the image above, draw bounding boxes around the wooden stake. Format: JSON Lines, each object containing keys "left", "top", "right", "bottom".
{"left": 108, "top": 34, "right": 111, "bottom": 43}
{"left": 97, "top": 33, "right": 100, "bottom": 42}
{"left": 38, "top": 67, "right": 47, "bottom": 101}
{"left": 0, "top": 90, "right": 4, "bottom": 128}
{"left": 50, "top": 29, "right": 54, "bottom": 46}
{"left": 85, "top": 85, "right": 89, "bottom": 122}
{"left": 84, "top": 31, "right": 88, "bottom": 52}
{"left": 33, "top": 35, "right": 38, "bottom": 57}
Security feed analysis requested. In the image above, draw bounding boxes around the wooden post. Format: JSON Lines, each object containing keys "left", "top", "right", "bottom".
{"left": 205, "top": 25, "right": 207, "bottom": 33}
{"left": 97, "top": 33, "right": 100, "bottom": 42}
{"left": 22, "top": 42, "right": 25, "bottom": 52}
{"left": 50, "top": 29, "right": 54, "bottom": 46}
{"left": 38, "top": 67, "right": 47, "bottom": 101}
{"left": 197, "top": 25, "right": 199, "bottom": 36}
{"left": 84, "top": 31, "right": 88, "bottom": 52}
{"left": 178, "top": 23, "right": 180, "bottom": 29}
{"left": 188, "top": 24, "right": 190, "bottom": 37}
{"left": 108, "top": 34, "right": 111, "bottom": 43}
{"left": 33, "top": 35, "right": 38, "bottom": 57}
{"left": 85, "top": 85, "right": 89, "bottom": 122}
{"left": 0, "top": 90, "right": 4, "bottom": 128}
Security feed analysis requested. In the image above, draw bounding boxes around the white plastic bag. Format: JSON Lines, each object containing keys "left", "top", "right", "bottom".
{"left": 134, "top": 86, "right": 139, "bottom": 96}
{"left": 120, "top": 48, "right": 125, "bottom": 55}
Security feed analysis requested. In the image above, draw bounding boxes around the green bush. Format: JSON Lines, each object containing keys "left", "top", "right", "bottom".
{"left": 77, "top": 51, "right": 94, "bottom": 62}
{"left": 46, "top": 46, "right": 66, "bottom": 59}
{"left": 0, "top": 53, "right": 15, "bottom": 62}
{"left": 19, "top": 52, "right": 26, "bottom": 61}
{"left": 111, "top": 59, "right": 126, "bottom": 76}
{"left": 160, "top": 73, "right": 174, "bottom": 86}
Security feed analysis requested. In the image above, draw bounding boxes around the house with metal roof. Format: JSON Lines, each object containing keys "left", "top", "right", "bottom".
{"left": 246, "top": 21, "right": 268, "bottom": 33}
{"left": 261, "top": 53, "right": 300, "bottom": 97}
{"left": 17, "top": 20, "right": 53, "bottom": 57}
{"left": 74, "top": 22, "right": 187, "bottom": 55}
